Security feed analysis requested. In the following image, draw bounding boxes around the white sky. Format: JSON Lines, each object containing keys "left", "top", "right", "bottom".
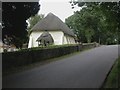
{"left": 38, "top": 0, "right": 81, "bottom": 22}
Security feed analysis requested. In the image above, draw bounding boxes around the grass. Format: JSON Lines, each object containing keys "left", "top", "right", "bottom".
{"left": 103, "top": 57, "right": 120, "bottom": 88}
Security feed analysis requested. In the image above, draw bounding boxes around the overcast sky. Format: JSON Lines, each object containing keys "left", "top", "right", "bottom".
{"left": 38, "top": 0, "right": 81, "bottom": 22}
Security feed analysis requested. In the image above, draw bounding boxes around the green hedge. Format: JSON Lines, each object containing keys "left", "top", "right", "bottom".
{"left": 2, "top": 43, "right": 96, "bottom": 71}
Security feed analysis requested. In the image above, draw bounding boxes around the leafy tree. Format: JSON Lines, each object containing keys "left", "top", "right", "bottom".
{"left": 66, "top": 7, "right": 101, "bottom": 43}
{"left": 2, "top": 2, "right": 40, "bottom": 48}
{"left": 67, "top": 1, "right": 119, "bottom": 44}
{"left": 66, "top": 12, "right": 87, "bottom": 43}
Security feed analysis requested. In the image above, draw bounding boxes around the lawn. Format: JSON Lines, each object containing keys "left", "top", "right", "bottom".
{"left": 103, "top": 57, "right": 120, "bottom": 88}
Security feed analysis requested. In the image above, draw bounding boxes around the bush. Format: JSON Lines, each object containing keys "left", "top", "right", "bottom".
{"left": 2, "top": 43, "right": 96, "bottom": 71}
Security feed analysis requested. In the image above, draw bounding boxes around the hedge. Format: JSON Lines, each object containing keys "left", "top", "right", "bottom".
{"left": 2, "top": 43, "right": 97, "bottom": 71}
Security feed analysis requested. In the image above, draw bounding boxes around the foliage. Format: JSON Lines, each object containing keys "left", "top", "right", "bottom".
{"left": 2, "top": 2, "right": 40, "bottom": 48}
{"left": 67, "top": 1, "right": 119, "bottom": 44}
{"left": 17, "top": 44, "right": 79, "bottom": 52}
{"left": 66, "top": 7, "right": 101, "bottom": 43}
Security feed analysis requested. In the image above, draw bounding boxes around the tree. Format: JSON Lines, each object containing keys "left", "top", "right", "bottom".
{"left": 27, "top": 14, "right": 44, "bottom": 36}
{"left": 65, "top": 12, "right": 87, "bottom": 43}
{"left": 69, "top": 1, "right": 120, "bottom": 44}
{"left": 66, "top": 7, "right": 101, "bottom": 43}
{"left": 2, "top": 2, "right": 40, "bottom": 48}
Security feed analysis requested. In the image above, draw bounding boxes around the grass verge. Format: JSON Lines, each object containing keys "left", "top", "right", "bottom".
{"left": 103, "top": 57, "right": 120, "bottom": 88}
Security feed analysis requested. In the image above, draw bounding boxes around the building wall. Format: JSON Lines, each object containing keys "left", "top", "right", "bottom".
{"left": 49, "top": 31, "right": 63, "bottom": 45}
{"left": 69, "top": 35, "right": 76, "bottom": 44}
{"left": 63, "top": 34, "right": 76, "bottom": 44}
{"left": 28, "top": 32, "right": 41, "bottom": 48}
{"left": 0, "top": 41, "right": 3, "bottom": 52}
{"left": 63, "top": 35, "right": 67, "bottom": 44}
{"left": 28, "top": 30, "right": 76, "bottom": 48}
{"left": 28, "top": 30, "right": 64, "bottom": 48}
{"left": 0, "top": 47, "right": 3, "bottom": 53}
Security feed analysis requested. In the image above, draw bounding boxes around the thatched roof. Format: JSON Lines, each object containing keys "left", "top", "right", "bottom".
{"left": 31, "top": 13, "right": 75, "bottom": 37}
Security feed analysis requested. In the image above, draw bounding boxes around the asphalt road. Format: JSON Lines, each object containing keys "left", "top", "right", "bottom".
{"left": 3, "top": 45, "right": 119, "bottom": 88}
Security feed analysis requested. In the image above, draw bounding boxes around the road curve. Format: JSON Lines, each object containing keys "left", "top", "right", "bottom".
{"left": 3, "top": 45, "right": 119, "bottom": 88}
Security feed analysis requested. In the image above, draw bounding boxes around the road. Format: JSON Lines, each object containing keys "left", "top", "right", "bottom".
{"left": 3, "top": 45, "right": 119, "bottom": 88}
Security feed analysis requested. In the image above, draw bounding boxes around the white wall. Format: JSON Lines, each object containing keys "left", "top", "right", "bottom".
{"left": 49, "top": 31, "right": 64, "bottom": 45}
{"left": 28, "top": 30, "right": 64, "bottom": 48}
{"left": 28, "top": 31, "right": 42, "bottom": 48}
{"left": 0, "top": 47, "right": 3, "bottom": 53}
{"left": 0, "top": 41, "right": 3, "bottom": 52}
{"left": 28, "top": 30, "right": 76, "bottom": 48}
{"left": 69, "top": 35, "right": 76, "bottom": 44}
{"left": 28, "top": 36, "right": 33, "bottom": 48}
{"left": 63, "top": 35, "right": 67, "bottom": 44}
{"left": 63, "top": 34, "right": 76, "bottom": 44}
